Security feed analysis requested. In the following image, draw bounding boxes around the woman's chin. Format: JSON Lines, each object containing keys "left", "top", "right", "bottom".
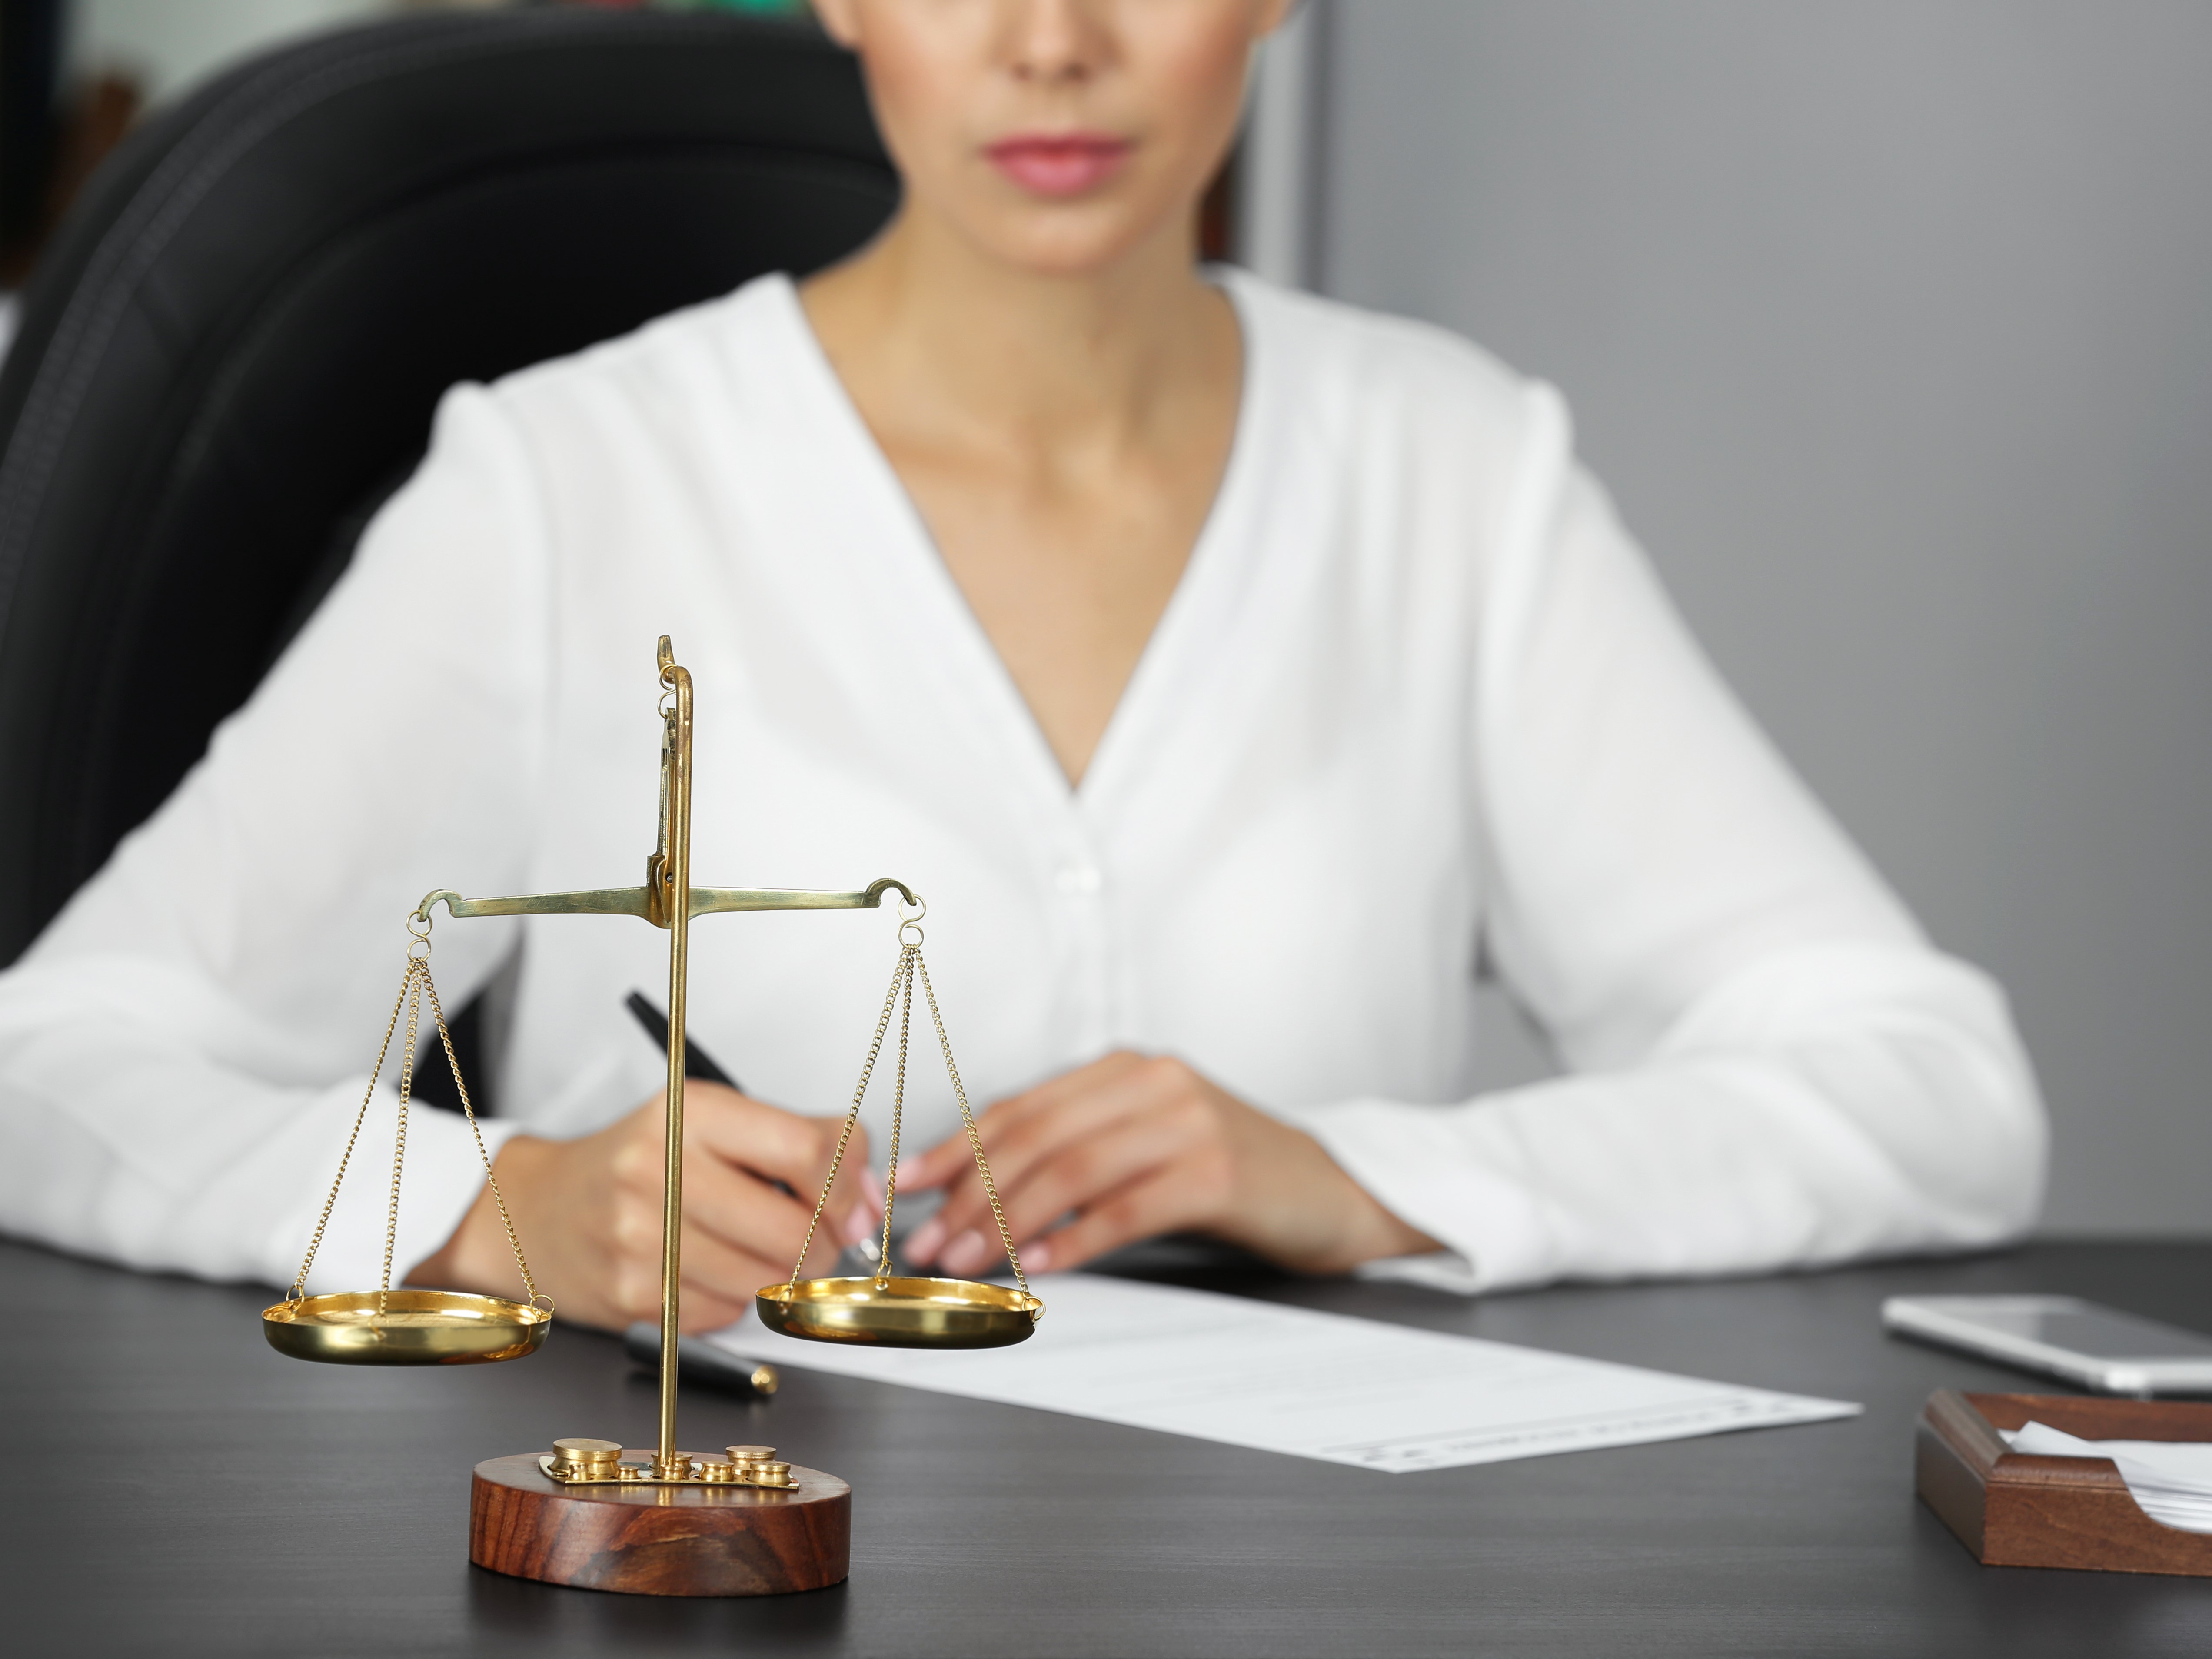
{"left": 952, "top": 206, "right": 1188, "bottom": 284}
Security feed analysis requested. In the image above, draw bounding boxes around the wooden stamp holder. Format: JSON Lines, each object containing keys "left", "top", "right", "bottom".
{"left": 1916, "top": 1390, "right": 2212, "bottom": 1576}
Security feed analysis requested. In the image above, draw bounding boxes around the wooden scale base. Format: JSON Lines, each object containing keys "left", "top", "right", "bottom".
{"left": 470, "top": 1453, "right": 850, "bottom": 1596}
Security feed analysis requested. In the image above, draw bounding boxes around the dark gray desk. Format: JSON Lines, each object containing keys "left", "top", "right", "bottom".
{"left": 6, "top": 1237, "right": 2212, "bottom": 1656}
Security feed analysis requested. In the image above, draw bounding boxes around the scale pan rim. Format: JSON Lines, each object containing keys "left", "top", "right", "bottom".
{"left": 261, "top": 1288, "right": 552, "bottom": 1366}
{"left": 755, "top": 1275, "right": 1043, "bottom": 1349}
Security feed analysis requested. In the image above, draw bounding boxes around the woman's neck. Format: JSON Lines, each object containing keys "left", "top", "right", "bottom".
{"left": 802, "top": 202, "right": 1232, "bottom": 463}
{"left": 798, "top": 205, "right": 1244, "bottom": 789}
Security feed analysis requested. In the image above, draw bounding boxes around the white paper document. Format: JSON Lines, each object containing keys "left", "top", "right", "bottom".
{"left": 2005, "top": 1422, "right": 2212, "bottom": 1534}
{"left": 712, "top": 1274, "right": 1859, "bottom": 1473}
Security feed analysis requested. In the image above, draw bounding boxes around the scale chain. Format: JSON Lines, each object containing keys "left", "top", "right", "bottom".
{"left": 288, "top": 953, "right": 415, "bottom": 1301}
{"left": 379, "top": 968, "right": 422, "bottom": 1312}
{"left": 878, "top": 946, "right": 915, "bottom": 1289}
{"left": 420, "top": 967, "right": 542, "bottom": 1307}
{"left": 782, "top": 920, "right": 1034, "bottom": 1310}
{"left": 917, "top": 951, "right": 1030, "bottom": 1306}
{"left": 785, "top": 944, "right": 908, "bottom": 1295}
{"left": 289, "top": 930, "right": 544, "bottom": 1310}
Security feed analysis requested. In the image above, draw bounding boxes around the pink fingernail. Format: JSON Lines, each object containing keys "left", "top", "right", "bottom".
{"left": 905, "top": 1217, "right": 945, "bottom": 1262}
{"left": 861, "top": 1168, "right": 885, "bottom": 1207}
{"left": 1021, "top": 1241, "right": 1051, "bottom": 1273}
{"left": 941, "top": 1230, "right": 990, "bottom": 1277}
{"left": 892, "top": 1158, "right": 923, "bottom": 1185}
{"left": 841, "top": 1207, "right": 879, "bottom": 1248}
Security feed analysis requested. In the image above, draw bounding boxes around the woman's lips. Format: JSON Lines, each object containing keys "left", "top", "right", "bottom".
{"left": 985, "top": 133, "right": 1132, "bottom": 197}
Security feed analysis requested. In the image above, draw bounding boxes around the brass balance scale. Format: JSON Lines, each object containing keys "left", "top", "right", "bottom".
{"left": 259, "top": 637, "right": 1040, "bottom": 1596}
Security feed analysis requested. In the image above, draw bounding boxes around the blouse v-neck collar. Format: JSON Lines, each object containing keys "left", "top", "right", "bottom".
{"left": 753, "top": 269, "right": 1273, "bottom": 824}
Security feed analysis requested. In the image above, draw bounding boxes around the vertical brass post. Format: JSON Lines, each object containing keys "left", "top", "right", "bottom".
{"left": 655, "top": 639, "right": 693, "bottom": 1476}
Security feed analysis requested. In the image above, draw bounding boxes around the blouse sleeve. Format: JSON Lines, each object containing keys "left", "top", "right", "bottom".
{"left": 0, "top": 385, "right": 554, "bottom": 1294}
{"left": 1298, "top": 387, "right": 2048, "bottom": 1294}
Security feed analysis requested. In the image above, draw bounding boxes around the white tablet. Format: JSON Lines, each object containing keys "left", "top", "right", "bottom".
{"left": 1881, "top": 1294, "right": 2212, "bottom": 1396}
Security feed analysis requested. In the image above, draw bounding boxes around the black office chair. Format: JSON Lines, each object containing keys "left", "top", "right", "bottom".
{"left": 0, "top": 9, "right": 897, "bottom": 971}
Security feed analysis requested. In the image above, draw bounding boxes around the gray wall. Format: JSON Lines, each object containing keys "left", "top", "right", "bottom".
{"left": 1317, "top": 1, "right": 2212, "bottom": 1235}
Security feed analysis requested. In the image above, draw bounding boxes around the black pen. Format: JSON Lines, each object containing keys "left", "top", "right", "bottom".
{"left": 624, "top": 1321, "right": 781, "bottom": 1399}
{"left": 625, "top": 989, "right": 739, "bottom": 1089}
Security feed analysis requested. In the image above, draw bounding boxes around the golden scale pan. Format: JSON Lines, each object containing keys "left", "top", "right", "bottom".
{"left": 262, "top": 638, "right": 1039, "bottom": 1504}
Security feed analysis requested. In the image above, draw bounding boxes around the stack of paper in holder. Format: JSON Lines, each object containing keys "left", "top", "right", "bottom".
{"left": 2006, "top": 1421, "right": 2212, "bottom": 1533}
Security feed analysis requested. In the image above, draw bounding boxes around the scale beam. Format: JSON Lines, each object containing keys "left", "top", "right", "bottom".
{"left": 693, "top": 880, "right": 917, "bottom": 918}
{"left": 416, "top": 877, "right": 917, "bottom": 928}
{"left": 417, "top": 887, "right": 649, "bottom": 921}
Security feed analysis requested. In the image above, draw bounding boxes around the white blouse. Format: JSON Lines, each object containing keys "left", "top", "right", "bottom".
{"left": 0, "top": 272, "right": 2046, "bottom": 1300}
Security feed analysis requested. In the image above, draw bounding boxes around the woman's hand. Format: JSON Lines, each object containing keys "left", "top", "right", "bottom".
{"left": 411, "top": 1082, "right": 881, "bottom": 1333}
{"left": 895, "top": 1052, "right": 1437, "bottom": 1279}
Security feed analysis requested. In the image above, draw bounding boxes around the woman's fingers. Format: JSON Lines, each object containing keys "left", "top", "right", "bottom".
{"left": 908, "top": 1055, "right": 1195, "bottom": 1266}
{"left": 898, "top": 1051, "right": 1155, "bottom": 1192}
{"left": 1002, "top": 1101, "right": 1223, "bottom": 1247}
{"left": 928, "top": 1103, "right": 1221, "bottom": 1277}
{"left": 672, "top": 1219, "right": 796, "bottom": 1328}
{"left": 609, "top": 1170, "right": 781, "bottom": 1324}
{"left": 672, "top": 1084, "right": 878, "bottom": 1250}
{"left": 685, "top": 1084, "right": 876, "bottom": 1217}
{"left": 418, "top": 1083, "right": 887, "bottom": 1333}
{"left": 674, "top": 1287, "right": 757, "bottom": 1334}
{"left": 619, "top": 1178, "right": 850, "bottom": 1327}
{"left": 609, "top": 1085, "right": 877, "bottom": 1303}
{"left": 1023, "top": 1162, "right": 1224, "bottom": 1275}
{"left": 652, "top": 1137, "right": 818, "bottom": 1271}
{"left": 900, "top": 1051, "right": 1438, "bottom": 1278}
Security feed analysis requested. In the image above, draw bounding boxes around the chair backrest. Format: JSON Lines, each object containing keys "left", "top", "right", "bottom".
{"left": 0, "top": 10, "right": 896, "bottom": 964}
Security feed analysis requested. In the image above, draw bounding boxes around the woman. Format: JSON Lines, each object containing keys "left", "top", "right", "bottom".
{"left": 0, "top": 1, "right": 2044, "bottom": 1331}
